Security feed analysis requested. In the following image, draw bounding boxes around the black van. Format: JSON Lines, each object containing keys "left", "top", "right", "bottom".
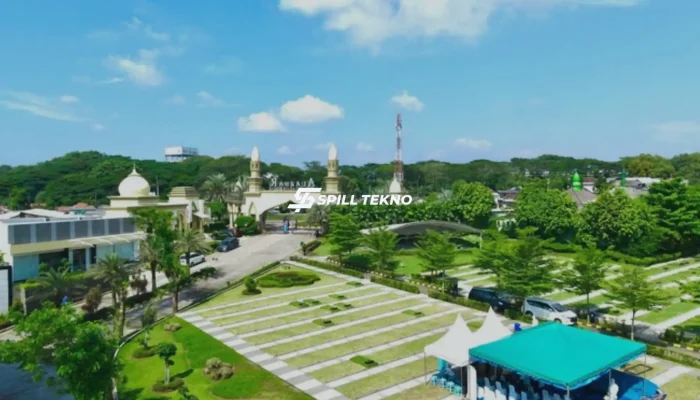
{"left": 467, "top": 287, "right": 518, "bottom": 312}
{"left": 217, "top": 237, "right": 239, "bottom": 252}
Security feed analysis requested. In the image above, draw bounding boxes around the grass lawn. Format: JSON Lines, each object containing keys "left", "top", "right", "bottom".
{"left": 637, "top": 301, "right": 700, "bottom": 325}
{"left": 618, "top": 361, "right": 667, "bottom": 380}
{"left": 544, "top": 290, "right": 579, "bottom": 302}
{"left": 310, "top": 333, "right": 444, "bottom": 382}
{"left": 336, "top": 357, "right": 437, "bottom": 399}
{"left": 194, "top": 266, "right": 344, "bottom": 311}
{"left": 309, "top": 239, "right": 333, "bottom": 256}
{"left": 262, "top": 303, "right": 449, "bottom": 356}
{"left": 679, "top": 314, "right": 700, "bottom": 335}
{"left": 211, "top": 287, "right": 382, "bottom": 325}
{"left": 383, "top": 383, "right": 450, "bottom": 400}
{"left": 394, "top": 251, "right": 480, "bottom": 275}
{"left": 284, "top": 311, "right": 474, "bottom": 368}
{"left": 652, "top": 268, "right": 700, "bottom": 285}
{"left": 118, "top": 318, "right": 312, "bottom": 400}
{"left": 230, "top": 293, "right": 406, "bottom": 335}
{"left": 266, "top": 213, "right": 309, "bottom": 222}
{"left": 661, "top": 374, "right": 700, "bottom": 400}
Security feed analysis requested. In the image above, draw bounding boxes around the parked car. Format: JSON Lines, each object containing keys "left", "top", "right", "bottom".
{"left": 522, "top": 297, "right": 578, "bottom": 325}
{"left": 179, "top": 252, "right": 205, "bottom": 266}
{"left": 467, "top": 287, "right": 519, "bottom": 312}
{"left": 217, "top": 237, "right": 239, "bottom": 252}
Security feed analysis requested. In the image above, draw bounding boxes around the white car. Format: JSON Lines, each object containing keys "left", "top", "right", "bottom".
{"left": 179, "top": 252, "right": 205, "bottom": 266}
{"left": 523, "top": 297, "right": 578, "bottom": 325}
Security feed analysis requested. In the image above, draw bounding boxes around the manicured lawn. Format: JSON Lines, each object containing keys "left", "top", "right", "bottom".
{"left": 194, "top": 266, "right": 344, "bottom": 311}
{"left": 679, "top": 314, "right": 700, "bottom": 335}
{"left": 383, "top": 383, "right": 450, "bottom": 400}
{"left": 662, "top": 374, "right": 700, "bottom": 400}
{"left": 336, "top": 357, "right": 437, "bottom": 398}
{"left": 545, "top": 290, "right": 579, "bottom": 302}
{"left": 652, "top": 268, "right": 700, "bottom": 285}
{"left": 263, "top": 304, "right": 450, "bottom": 356}
{"left": 211, "top": 286, "right": 382, "bottom": 325}
{"left": 618, "top": 360, "right": 667, "bottom": 379}
{"left": 637, "top": 301, "right": 700, "bottom": 324}
{"left": 230, "top": 292, "right": 405, "bottom": 335}
{"left": 267, "top": 213, "right": 309, "bottom": 222}
{"left": 118, "top": 318, "right": 312, "bottom": 400}
{"left": 284, "top": 311, "right": 474, "bottom": 368}
{"left": 310, "top": 239, "right": 333, "bottom": 256}
{"left": 394, "top": 251, "right": 480, "bottom": 275}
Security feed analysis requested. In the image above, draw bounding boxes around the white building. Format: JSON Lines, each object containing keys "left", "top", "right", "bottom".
{"left": 165, "top": 146, "right": 199, "bottom": 162}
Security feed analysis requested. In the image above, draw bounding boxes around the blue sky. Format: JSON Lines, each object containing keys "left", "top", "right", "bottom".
{"left": 1, "top": 0, "right": 699, "bottom": 167}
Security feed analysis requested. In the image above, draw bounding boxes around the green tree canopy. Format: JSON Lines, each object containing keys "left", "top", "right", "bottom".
{"left": 363, "top": 227, "right": 399, "bottom": 273}
{"left": 515, "top": 184, "right": 579, "bottom": 241}
{"left": 416, "top": 230, "right": 457, "bottom": 276}
{"left": 644, "top": 178, "right": 700, "bottom": 252}
{"left": 328, "top": 213, "right": 362, "bottom": 262}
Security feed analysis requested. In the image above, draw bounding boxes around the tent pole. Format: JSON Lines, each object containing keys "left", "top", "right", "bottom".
{"left": 643, "top": 353, "right": 647, "bottom": 399}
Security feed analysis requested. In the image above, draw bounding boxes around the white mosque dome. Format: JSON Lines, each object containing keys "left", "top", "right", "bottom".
{"left": 118, "top": 168, "right": 151, "bottom": 197}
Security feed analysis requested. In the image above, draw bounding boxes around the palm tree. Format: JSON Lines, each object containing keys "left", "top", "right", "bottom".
{"left": 89, "top": 253, "right": 138, "bottom": 338}
{"left": 307, "top": 204, "right": 330, "bottom": 234}
{"left": 140, "top": 236, "right": 162, "bottom": 293}
{"left": 201, "top": 173, "right": 233, "bottom": 202}
{"left": 34, "top": 268, "right": 83, "bottom": 305}
{"left": 176, "top": 229, "right": 209, "bottom": 266}
{"left": 226, "top": 175, "right": 248, "bottom": 216}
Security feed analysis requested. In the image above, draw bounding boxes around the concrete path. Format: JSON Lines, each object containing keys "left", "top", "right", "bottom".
{"left": 356, "top": 373, "right": 435, "bottom": 400}
{"left": 651, "top": 366, "right": 691, "bottom": 386}
{"left": 328, "top": 353, "right": 425, "bottom": 388}
{"left": 652, "top": 306, "right": 700, "bottom": 331}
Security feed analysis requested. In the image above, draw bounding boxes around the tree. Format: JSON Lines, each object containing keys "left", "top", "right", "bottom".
{"left": 515, "top": 184, "right": 578, "bottom": 241}
{"left": 644, "top": 178, "right": 700, "bottom": 252}
{"left": 81, "top": 286, "right": 103, "bottom": 314}
{"left": 328, "top": 213, "right": 362, "bottom": 263}
{"left": 0, "top": 303, "right": 120, "bottom": 400}
{"left": 448, "top": 181, "right": 494, "bottom": 228}
{"left": 208, "top": 200, "right": 227, "bottom": 221}
{"left": 176, "top": 229, "right": 209, "bottom": 266}
{"left": 363, "top": 227, "right": 399, "bottom": 273}
{"left": 243, "top": 277, "right": 260, "bottom": 295}
{"left": 162, "top": 258, "right": 191, "bottom": 313}
{"left": 133, "top": 208, "right": 177, "bottom": 293}
{"left": 140, "top": 302, "right": 158, "bottom": 348}
{"left": 88, "top": 253, "right": 138, "bottom": 339}
{"left": 34, "top": 268, "right": 83, "bottom": 305}
{"left": 416, "top": 230, "right": 457, "bottom": 276}
{"left": 307, "top": 204, "right": 330, "bottom": 234}
{"left": 201, "top": 173, "right": 232, "bottom": 202}
{"left": 605, "top": 265, "right": 675, "bottom": 340}
{"left": 622, "top": 154, "right": 675, "bottom": 178}
{"left": 559, "top": 244, "right": 609, "bottom": 322}
{"left": 8, "top": 187, "right": 30, "bottom": 210}
{"left": 156, "top": 342, "right": 177, "bottom": 384}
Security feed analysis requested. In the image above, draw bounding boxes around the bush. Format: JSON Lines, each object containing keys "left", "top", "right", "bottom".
{"left": 208, "top": 241, "right": 220, "bottom": 252}
{"left": 205, "top": 222, "right": 228, "bottom": 233}
{"left": 428, "top": 291, "right": 490, "bottom": 312}
{"left": 258, "top": 271, "right": 321, "bottom": 288}
{"left": 83, "top": 306, "right": 114, "bottom": 322}
{"left": 82, "top": 287, "right": 103, "bottom": 314}
{"left": 313, "top": 319, "right": 334, "bottom": 327}
{"left": 542, "top": 242, "right": 578, "bottom": 254}
{"left": 370, "top": 276, "right": 420, "bottom": 294}
{"left": 301, "top": 240, "right": 322, "bottom": 255}
{"left": 152, "top": 377, "right": 185, "bottom": 393}
{"left": 132, "top": 346, "right": 156, "bottom": 359}
{"left": 164, "top": 323, "right": 181, "bottom": 332}
{"left": 647, "top": 345, "right": 700, "bottom": 368}
{"left": 235, "top": 215, "right": 258, "bottom": 236}
{"left": 191, "top": 267, "right": 217, "bottom": 281}
{"left": 124, "top": 291, "right": 156, "bottom": 309}
{"left": 607, "top": 251, "right": 681, "bottom": 267}
{"left": 289, "top": 257, "right": 364, "bottom": 278}
{"left": 203, "top": 358, "right": 235, "bottom": 381}
{"left": 0, "top": 314, "right": 11, "bottom": 330}
{"left": 350, "top": 355, "right": 377, "bottom": 368}
{"left": 243, "top": 277, "right": 261, "bottom": 295}
{"left": 343, "top": 254, "right": 372, "bottom": 271}
{"left": 347, "top": 281, "right": 363, "bottom": 287}
{"left": 402, "top": 309, "right": 424, "bottom": 317}
{"left": 660, "top": 326, "right": 688, "bottom": 344}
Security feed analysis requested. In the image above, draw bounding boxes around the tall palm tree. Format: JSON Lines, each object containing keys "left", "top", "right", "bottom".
{"left": 140, "top": 236, "right": 162, "bottom": 293}
{"left": 201, "top": 173, "right": 233, "bottom": 202}
{"left": 176, "top": 229, "right": 209, "bottom": 266}
{"left": 307, "top": 204, "right": 330, "bottom": 234}
{"left": 88, "top": 253, "right": 138, "bottom": 338}
{"left": 226, "top": 175, "right": 248, "bottom": 216}
{"left": 34, "top": 268, "right": 83, "bottom": 305}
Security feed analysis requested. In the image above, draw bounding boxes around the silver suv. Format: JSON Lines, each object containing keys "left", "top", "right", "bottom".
{"left": 522, "top": 297, "right": 578, "bottom": 325}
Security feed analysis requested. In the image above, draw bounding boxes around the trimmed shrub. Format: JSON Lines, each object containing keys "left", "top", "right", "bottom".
{"left": 647, "top": 345, "right": 700, "bottom": 368}
{"left": 402, "top": 309, "right": 424, "bottom": 317}
{"left": 132, "top": 346, "right": 156, "bottom": 359}
{"left": 301, "top": 240, "right": 322, "bottom": 255}
{"left": 82, "top": 287, "right": 103, "bottom": 314}
{"left": 258, "top": 271, "right": 320, "bottom": 288}
{"left": 321, "top": 305, "right": 341, "bottom": 312}
{"left": 428, "top": 291, "right": 490, "bottom": 312}
{"left": 152, "top": 377, "right": 185, "bottom": 393}
{"left": 191, "top": 267, "right": 217, "bottom": 281}
{"left": 330, "top": 294, "right": 346, "bottom": 300}
{"left": 289, "top": 301, "right": 309, "bottom": 308}
{"left": 303, "top": 299, "right": 320, "bottom": 305}
{"left": 343, "top": 254, "right": 372, "bottom": 271}
{"left": 243, "top": 277, "right": 261, "bottom": 295}
{"left": 347, "top": 281, "right": 363, "bottom": 287}
{"left": 313, "top": 319, "right": 334, "bottom": 327}
{"left": 235, "top": 215, "right": 258, "bottom": 236}
{"left": 350, "top": 355, "right": 378, "bottom": 368}
{"left": 289, "top": 257, "right": 364, "bottom": 278}
{"left": 204, "top": 358, "right": 235, "bottom": 381}
{"left": 370, "top": 276, "right": 420, "bottom": 294}
{"left": 164, "top": 323, "right": 181, "bottom": 332}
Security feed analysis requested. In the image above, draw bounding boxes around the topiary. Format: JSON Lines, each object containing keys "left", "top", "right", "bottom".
{"left": 152, "top": 377, "right": 184, "bottom": 392}
{"left": 164, "top": 323, "right": 181, "bottom": 332}
{"left": 132, "top": 346, "right": 156, "bottom": 359}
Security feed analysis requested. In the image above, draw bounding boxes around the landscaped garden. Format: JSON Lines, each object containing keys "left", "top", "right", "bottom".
{"left": 661, "top": 374, "right": 700, "bottom": 400}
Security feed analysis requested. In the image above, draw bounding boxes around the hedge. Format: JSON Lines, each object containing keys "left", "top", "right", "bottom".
{"left": 289, "top": 257, "right": 364, "bottom": 278}
{"left": 607, "top": 251, "right": 682, "bottom": 267}
{"left": 370, "top": 277, "right": 420, "bottom": 294}
{"left": 647, "top": 345, "right": 700, "bottom": 369}
{"left": 301, "top": 240, "right": 322, "bottom": 255}
{"left": 152, "top": 377, "right": 184, "bottom": 393}
{"left": 258, "top": 271, "right": 321, "bottom": 288}
{"left": 427, "top": 291, "right": 490, "bottom": 312}
{"left": 132, "top": 346, "right": 156, "bottom": 359}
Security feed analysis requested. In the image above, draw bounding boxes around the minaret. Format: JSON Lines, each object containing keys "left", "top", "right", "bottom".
{"left": 324, "top": 144, "right": 340, "bottom": 194}
{"left": 572, "top": 171, "right": 582, "bottom": 192}
{"left": 390, "top": 114, "right": 405, "bottom": 195}
{"left": 248, "top": 146, "right": 262, "bottom": 193}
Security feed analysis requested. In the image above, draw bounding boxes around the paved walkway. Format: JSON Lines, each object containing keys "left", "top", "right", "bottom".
{"left": 652, "top": 306, "right": 700, "bottom": 331}
{"left": 357, "top": 373, "right": 434, "bottom": 400}
{"left": 651, "top": 366, "right": 692, "bottom": 386}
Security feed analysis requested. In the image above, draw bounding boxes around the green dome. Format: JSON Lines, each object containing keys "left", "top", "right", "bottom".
{"left": 572, "top": 171, "right": 582, "bottom": 191}
{"left": 572, "top": 172, "right": 581, "bottom": 183}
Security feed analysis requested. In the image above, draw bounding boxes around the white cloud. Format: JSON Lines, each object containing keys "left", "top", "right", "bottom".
{"left": 60, "top": 95, "right": 80, "bottom": 104}
{"left": 455, "top": 137, "right": 492, "bottom": 150}
{"left": 204, "top": 57, "right": 242, "bottom": 75}
{"left": 106, "top": 49, "right": 163, "bottom": 86}
{"left": 279, "top": 95, "right": 343, "bottom": 123}
{"left": 196, "top": 91, "right": 225, "bottom": 107}
{"left": 92, "top": 123, "right": 105, "bottom": 131}
{"left": 390, "top": 90, "right": 424, "bottom": 111}
{"left": 653, "top": 121, "right": 700, "bottom": 143}
{"left": 0, "top": 91, "right": 84, "bottom": 122}
{"left": 356, "top": 142, "right": 373, "bottom": 151}
{"left": 166, "top": 95, "right": 186, "bottom": 105}
{"left": 98, "top": 77, "right": 125, "bottom": 85}
{"left": 277, "top": 145, "right": 294, "bottom": 155}
{"left": 237, "top": 112, "right": 286, "bottom": 132}
{"left": 279, "top": 0, "right": 641, "bottom": 48}
{"left": 314, "top": 142, "right": 333, "bottom": 150}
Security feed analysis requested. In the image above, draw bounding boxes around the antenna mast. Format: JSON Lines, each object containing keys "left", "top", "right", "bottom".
{"left": 394, "top": 113, "right": 404, "bottom": 183}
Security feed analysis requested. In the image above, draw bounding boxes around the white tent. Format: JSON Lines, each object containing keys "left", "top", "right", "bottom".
{"left": 472, "top": 307, "right": 512, "bottom": 345}
{"left": 424, "top": 314, "right": 474, "bottom": 366}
